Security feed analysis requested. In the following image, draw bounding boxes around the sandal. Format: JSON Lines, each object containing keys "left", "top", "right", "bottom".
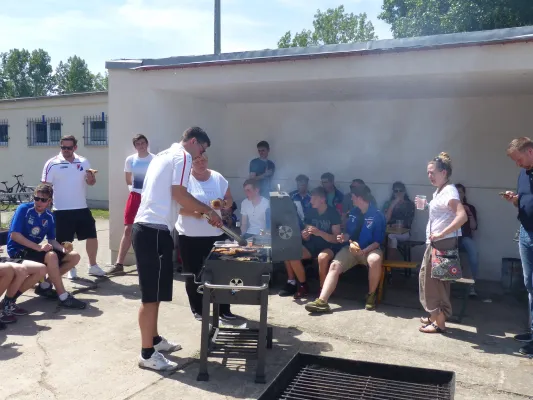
{"left": 420, "top": 316, "right": 433, "bottom": 325}
{"left": 419, "top": 322, "right": 446, "bottom": 334}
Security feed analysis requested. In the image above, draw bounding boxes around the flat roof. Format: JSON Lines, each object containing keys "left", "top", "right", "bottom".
{"left": 106, "top": 25, "right": 533, "bottom": 71}
{"left": 0, "top": 91, "right": 108, "bottom": 104}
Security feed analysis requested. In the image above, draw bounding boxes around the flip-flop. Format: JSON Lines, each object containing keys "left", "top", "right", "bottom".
{"left": 420, "top": 316, "right": 433, "bottom": 325}
{"left": 419, "top": 322, "right": 446, "bottom": 334}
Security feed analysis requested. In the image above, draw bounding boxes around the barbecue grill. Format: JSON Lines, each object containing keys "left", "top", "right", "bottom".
{"left": 196, "top": 190, "right": 302, "bottom": 383}
{"left": 258, "top": 352, "right": 456, "bottom": 400}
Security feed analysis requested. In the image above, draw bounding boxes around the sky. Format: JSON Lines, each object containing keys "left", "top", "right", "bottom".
{"left": 0, "top": 0, "right": 392, "bottom": 74}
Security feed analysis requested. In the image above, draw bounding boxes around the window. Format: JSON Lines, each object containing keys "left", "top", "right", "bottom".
{"left": 27, "top": 117, "right": 62, "bottom": 146}
{"left": 83, "top": 114, "right": 108, "bottom": 146}
{"left": 0, "top": 120, "right": 8, "bottom": 146}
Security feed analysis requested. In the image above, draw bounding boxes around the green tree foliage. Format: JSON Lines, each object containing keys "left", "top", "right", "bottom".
{"left": 93, "top": 72, "right": 108, "bottom": 91}
{"left": 278, "top": 5, "right": 378, "bottom": 48}
{"left": 54, "top": 56, "right": 94, "bottom": 94}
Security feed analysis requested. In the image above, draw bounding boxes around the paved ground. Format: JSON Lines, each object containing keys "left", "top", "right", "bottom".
{"left": 1, "top": 219, "right": 532, "bottom": 400}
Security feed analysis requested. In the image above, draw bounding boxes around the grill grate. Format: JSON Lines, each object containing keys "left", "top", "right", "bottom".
{"left": 210, "top": 328, "right": 259, "bottom": 358}
{"left": 279, "top": 365, "right": 450, "bottom": 400}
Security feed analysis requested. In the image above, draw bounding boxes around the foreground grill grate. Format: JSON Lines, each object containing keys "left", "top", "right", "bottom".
{"left": 210, "top": 328, "right": 260, "bottom": 358}
{"left": 279, "top": 365, "right": 451, "bottom": 400}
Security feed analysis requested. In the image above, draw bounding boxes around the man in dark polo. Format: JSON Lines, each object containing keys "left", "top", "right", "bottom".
{"left": 504, "top": 137, "right": 533, "bottom": 356}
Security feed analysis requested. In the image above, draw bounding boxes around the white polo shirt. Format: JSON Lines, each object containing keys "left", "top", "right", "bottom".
{"left": 42, "top": 152, "right": 91, "bottom": 211}
{"left": 134, "top": 143, "right": 192, "bottom": 231}
{"left": 241, "top": 197, "right": 270, "bottom": 235}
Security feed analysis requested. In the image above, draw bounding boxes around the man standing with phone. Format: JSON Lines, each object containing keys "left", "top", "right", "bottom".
{"left": 504, "top": 137, "right": 533, "bottom": 356}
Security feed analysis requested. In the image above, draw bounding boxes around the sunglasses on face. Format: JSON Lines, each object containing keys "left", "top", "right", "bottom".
{"left": 61, "top": 146, "right": 74, "bottom": 150}
{"left": 34, "top": 196, "right": 50, "bottom": 203}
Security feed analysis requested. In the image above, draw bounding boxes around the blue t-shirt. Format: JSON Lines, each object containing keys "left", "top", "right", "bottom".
{"left": 7, "top": 202, "right": 56, "bottom": 257}
{"left": 345, "top": 204, "right": 386, "bottom": 249}
{"left": 249, "top": 158, "right": 275, "bottom": 198}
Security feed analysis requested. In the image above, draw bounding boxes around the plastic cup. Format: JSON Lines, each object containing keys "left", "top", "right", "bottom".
{"left": 415, "top": 195, "right": 427, "bottom": 210}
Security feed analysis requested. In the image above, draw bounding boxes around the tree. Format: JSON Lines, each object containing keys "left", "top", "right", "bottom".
{"left": 379, "top": 0, "right": 533, "bottom": 39}
{"left": 278, "top": 5, "right": 378, "bottom": 48}
{"left": 92, "top": 71, "right": 108, "bottom": 91}
{"left": 28, "top": 49, "right": 54, "bottom": 96}
{"left": 54, "top": 56, "right": 94, "bottom": 94}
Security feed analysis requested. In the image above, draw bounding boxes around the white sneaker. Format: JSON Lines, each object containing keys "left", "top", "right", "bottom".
{"left": 154, "top": 337, "right": 182, "bottom": 353}
{"left": 88, "top": 265, "right": 106, "bottom": 277}
{"left": 67, "top": 268, "right": 78, "bottom": 280}
{"left": 138, "top": 351, "right": 178, "bottom": 371}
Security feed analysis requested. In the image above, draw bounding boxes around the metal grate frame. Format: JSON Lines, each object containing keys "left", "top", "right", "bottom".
{"left": 83, "top": 113, "right": 108, "bottom": 146}
{"left": 0, "top": 119, "right": 8, "bottom": 147}
{"left": 27, "top": 116, "right": 62, "bottom": 147}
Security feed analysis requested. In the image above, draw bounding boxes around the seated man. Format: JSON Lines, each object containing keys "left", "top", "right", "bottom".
{"left": 305, "top": 184, "right": 386, "bottom": 313}
{"left": 240, "top": 179, "right": 270, "bottom": 239}
{"left": 7, "top": 184, "right": 86, "bottom": 309}
{"left": 279, "top": 187, "right": 341, "bottom": 299}
{"left": 290, "top": 174, "right": 312, "bottom": 221}
{"left": 321, "top": 172, "right": 344, "bottom": 214}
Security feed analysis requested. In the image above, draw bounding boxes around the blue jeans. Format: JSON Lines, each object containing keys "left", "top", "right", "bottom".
{"left": 459, "top": 237, "right": 479, "bottom": 280}
{"left": 518, "top": 226, "right": 533, "bottom": 332}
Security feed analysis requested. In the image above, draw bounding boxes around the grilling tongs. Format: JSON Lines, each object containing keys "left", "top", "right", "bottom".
{"left": 202, "top": 213, "right": 248, "bottom": 246}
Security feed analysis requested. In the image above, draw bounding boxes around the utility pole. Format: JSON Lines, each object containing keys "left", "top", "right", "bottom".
{"left": 214, "top": 0, "right": 221, "bottom": 55}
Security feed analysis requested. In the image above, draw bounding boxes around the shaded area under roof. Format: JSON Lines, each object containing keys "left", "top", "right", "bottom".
{"left": 106, "top": 25, "right": 533, "bottom": 71}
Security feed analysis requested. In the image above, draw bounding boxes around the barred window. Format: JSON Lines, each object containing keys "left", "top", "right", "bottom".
{"left": 27, "top": 117, "right": 62, "bottom": 146}
{"left": 83, "top": 114, "right": 108, "bottom": 146}
{"left": 0, "top": 120, "right": 8, "bottom": 146}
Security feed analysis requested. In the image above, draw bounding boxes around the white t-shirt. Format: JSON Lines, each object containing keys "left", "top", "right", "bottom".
{"left": 124, "top": 153, "right": 155, "bottom": 194}
{"left": 241, "top": 197, "right": 270, "bottom": 235}
{"left": 426, "top": 184, "right": 462, "bottom": 243}
{"left": 175, "top": 170, "right": 228, "bottom": 237}
{"left": 134, "top": 143, "right": 192, "bottom": 231}
{"left": 42, "top": 152, "right": 91, "bottom": 211}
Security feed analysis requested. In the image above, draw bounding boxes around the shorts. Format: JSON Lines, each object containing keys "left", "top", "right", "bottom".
{"left": 54, "top": 208, "right": 97, "bottom": 243}
{"left": 0, "top": 257, "right": 23, "bottom": 264}
{"left": 333, "top": 246, "right": 383, "bottom": 273}
{"left": 124, "top": 192, "right": 142, "bottom": 225}
{"left": 131, "top": 223, "right": 174, "bottom": 303}
{"left": 303, "top": 241, "right": 340, "bottom": 259}
{"left": 12, "top": 248, "right": 65, "bottom": 265}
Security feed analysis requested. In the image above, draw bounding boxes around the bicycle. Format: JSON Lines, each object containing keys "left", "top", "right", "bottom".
{"left": 0, "top": 174, "right": 34, "bottom": 212}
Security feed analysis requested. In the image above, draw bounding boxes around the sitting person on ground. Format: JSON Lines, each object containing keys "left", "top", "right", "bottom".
{"left": 456, "top": 183, "right": 479, "bottom": 296}
{"left": 249, "top": 140, "right": 275, "bottom": 198}
{"left": 240, "top": 179, "right": 270, "bottom": 239}
{"left": 290, "top": 174, "right": 312, "bottom": 221}
{"left": 382, "top": 181, "right": 415, "bottom": 259}
{"left": 305, "top": 184, "right": 386, "bottom": 313}
{"left": 6, "top": 184, "right": 86, "bottom": 309}
{"left": 279, "top": 187, "right": 342, "bottom": 299}
{"left": 321, "top": 172, "right": 344, "bottom": 214}
{"left": 0, "top": 248, "right": 47, "bottom": 324}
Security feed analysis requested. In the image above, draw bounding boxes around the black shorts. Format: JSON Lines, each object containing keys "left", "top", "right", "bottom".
{"left": 132, "top": 223, "right": 174, "bottom": 303}
{"left": 303, "top": 240, "right": 341, "bottom": 259}
{"left": 0, "top": 257, "right": 23, "bottom": 264}
{"left": 54, "top": 208, "right": 97, "bottom": 242}
{"left": 13, "top": 248, "right": 65, "bottom": 265}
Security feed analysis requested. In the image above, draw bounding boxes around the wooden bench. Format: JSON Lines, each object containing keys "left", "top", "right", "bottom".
{"left": 377, "top": 260, "right": 418, "bottom": 303}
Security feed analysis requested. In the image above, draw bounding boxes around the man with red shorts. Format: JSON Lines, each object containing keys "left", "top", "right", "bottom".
{"left": 107, "top": 134, "right": 154, "bottom": 275}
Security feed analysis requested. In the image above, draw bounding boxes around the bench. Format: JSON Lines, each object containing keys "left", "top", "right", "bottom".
{"left": 377, "top": 260, "right": 418, "bottom": 303}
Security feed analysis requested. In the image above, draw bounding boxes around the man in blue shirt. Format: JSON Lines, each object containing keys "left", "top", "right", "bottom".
{"left": 305, "top": 184, "right": 386, "bottom": 313}
{"left": 7, "top": 183, "right": 86, "bottom": 309}
{"left": 504, "top": 137, "right": 533, "bottom": 356}
{"left": 249, "top": 141, "right": 275, "bottom": 198}
{"left": 290, "top": 174, "right": 312, "bottom": 221}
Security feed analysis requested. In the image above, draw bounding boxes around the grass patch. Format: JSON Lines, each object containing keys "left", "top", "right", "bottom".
{"left": 91, "top": 209, "right": 109, "bottom": 219}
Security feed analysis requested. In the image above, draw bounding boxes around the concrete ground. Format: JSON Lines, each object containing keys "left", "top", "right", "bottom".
{"left": 1, "top": 218, "right": 532, "bottom": 400}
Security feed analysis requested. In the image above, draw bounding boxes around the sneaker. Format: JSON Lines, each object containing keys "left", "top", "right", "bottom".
{"left": 514, "top": 332, "right": 533, "bottom": 343}
{"left": 304, "top": 298, "right": 331, "bottom": 313}
{"left": 220, "top": 311, "right": 237, "bottom": 321}
{"left": 278, "top": 283, "right": 297, "bottom": 297}
{"left": 59, "top": 294, "right": 87, "bottom": 309}
{"left": 519, "top": 342, "right": 533, "bottom": 356}
{"left": 88, "top": 265, "right": 106, "bottom": 277}
{"left": 138, "top": 350, "right": 178, "bottom": 371}
{"left": 106, "top": 264, "right": 124, "bottom": 276}
{"left": 67, "top": 267, "right": 78, "bottom": 280}
{"left": 294, "top": 283, "right": 309, "bottom": 299}
{"left": 193, "top": 312, "right": 202, "bottom": 321}
{"left": 468, "top": 285, "right": 477, "bottom": 297}
{"left": 35, "top": 286, "right": 59, "bottom": 299}
{"left": 154, "top": 337, "right": 182, "bottom": 353}
{"left": 365, "top": 291, "right": 377, "bottom": 311}
{"left": 6, "top": 303, "right": 28, "bottom": 316}
{"left": 0, "top": 311, "right": 16, "bottom": 324}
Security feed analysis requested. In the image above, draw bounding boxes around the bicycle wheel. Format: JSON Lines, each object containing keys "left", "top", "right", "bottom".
{"left": 0, "top": 190, "right": 9, "bottom": 212}
{"left": 16, "top": 187, "right": 33, "bottom": 204}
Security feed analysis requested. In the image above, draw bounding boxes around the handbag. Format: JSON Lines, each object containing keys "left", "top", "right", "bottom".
{"left": 429, "top": 222, "right": 462, "bottom": 281}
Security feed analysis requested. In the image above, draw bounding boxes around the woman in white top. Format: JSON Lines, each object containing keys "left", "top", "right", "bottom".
{"left": 416, "top": 152, "right": 467, "bottom": 334}
{"left": 176, "top": 154, "right": 236, "bottom": 321}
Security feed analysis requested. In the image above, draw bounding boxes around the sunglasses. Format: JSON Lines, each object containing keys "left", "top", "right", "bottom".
{"left": 34, "top": 196, "right": 50, "bottom": 203}
{"left": 61, "top": 146, "right": 74, "bottom": 150}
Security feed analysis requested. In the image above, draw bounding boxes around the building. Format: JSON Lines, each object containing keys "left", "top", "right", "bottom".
{"left": 0, "top": 92, "right": 109, "bottom": 208}
{"left": 104, "top": 25, "right": 533, "bottom": 279}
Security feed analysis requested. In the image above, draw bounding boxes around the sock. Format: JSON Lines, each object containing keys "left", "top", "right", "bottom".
{"left": 298, "top": 281, "right": 306, "bottom": 286}
{"left": 115, "top": 263, "right": 123, "bottom": 267}
{"left": 58, "top": 292, "right": 69, "bottom": 301}
{"left": 90, "top": 264, "right": 98, "bottom": 268}
{"left": 13, "top": 291, "right": 22, "bottom": 301}
{"left": 40, "top": 281, "right": 51, "bottom": 290}
{"left": 153, "top": 335, "right": 162, "bottom": 346}
{"left": 287, "top": 280, "right": 296, "bottom": 286}
{"left": 141, "top": 347, "right": 155, "bottom": 360}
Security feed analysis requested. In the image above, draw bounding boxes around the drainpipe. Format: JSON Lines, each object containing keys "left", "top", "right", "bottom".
{"left": 214, "top": 0, "right": 221, "bottom": 55}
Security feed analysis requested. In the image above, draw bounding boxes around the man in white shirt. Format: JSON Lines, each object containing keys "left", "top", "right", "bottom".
{"left": 106, "top": 134, "right": 154, "bottom": 276}
{"left": 132, "top": 127, "right": 222, "bottom": 371}
{"left": 42, "top": 135, "right": 105, "bottom": 278}
{"left": 240, "top": 179, "right": 270, "bottom": 238}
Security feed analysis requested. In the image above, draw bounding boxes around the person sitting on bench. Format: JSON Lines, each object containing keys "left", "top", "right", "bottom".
{"left": 382, "top": 181, "right": 415, "bottom": 259}
{"left": 305, "top": 184, "right": 386, "bottom": 313}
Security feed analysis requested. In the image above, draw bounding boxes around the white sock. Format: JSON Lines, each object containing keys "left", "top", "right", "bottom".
{"left": 90, "top": 264, "right": 99, "bottom": 268}
{"left": 58, "top": 292, "right": 69, "bottom": 301}
{"left": 288, "top": 280, "right": 296, "bottom": 286}
{"left": 40, "top": 282, "right": 51, "bottom": 289}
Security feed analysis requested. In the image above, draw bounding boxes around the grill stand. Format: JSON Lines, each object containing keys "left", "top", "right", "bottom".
{"left": 197, "top": 273, "right": 271, "bottom": 383}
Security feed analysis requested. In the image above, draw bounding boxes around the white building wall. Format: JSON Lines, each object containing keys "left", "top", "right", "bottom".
{"left": 0, "top": 93, "right": 109, "bottom": 207}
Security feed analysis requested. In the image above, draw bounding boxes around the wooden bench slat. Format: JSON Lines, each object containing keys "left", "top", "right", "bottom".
{"left": 382, "top": 260, "right": 418, "bottom": 268}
